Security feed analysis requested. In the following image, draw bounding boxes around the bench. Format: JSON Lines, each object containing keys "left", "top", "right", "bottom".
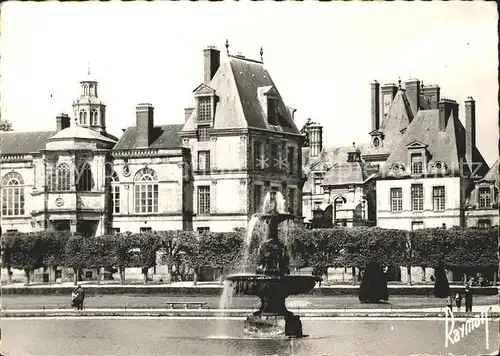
{"left": 165, "top": 302, "right": 207, "bottom": 310}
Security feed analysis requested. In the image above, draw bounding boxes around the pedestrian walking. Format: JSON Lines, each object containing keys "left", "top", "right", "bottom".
{"left": 72, "top": 285, "right": 85, "bottom": 310}
{"left": 465, "top": 283, "right": 473, "bottom": 312}
{"left": 454, "top": 292, "right": 462, "bottom": 311}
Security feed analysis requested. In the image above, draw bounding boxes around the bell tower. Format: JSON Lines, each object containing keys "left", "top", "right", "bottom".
{"left": 72, "top": 65, "right": 107, "bottom": 133}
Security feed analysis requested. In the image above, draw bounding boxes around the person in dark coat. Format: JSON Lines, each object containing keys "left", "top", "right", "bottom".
{"left": 73, "top": 285, "right": 85, "bottom": 310}
{"left": 465, "top": 283, "right": 473, "bottom": 312}
{"left": 454, "top": 292, "right": 463, "bottom": 311}
{"left": 446, "top": 294, "right": 453, "bottom": 311}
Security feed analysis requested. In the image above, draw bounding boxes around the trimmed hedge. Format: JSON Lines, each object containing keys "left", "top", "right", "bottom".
{"left": 1, "top": 226, "right": 498, "bottom": 285}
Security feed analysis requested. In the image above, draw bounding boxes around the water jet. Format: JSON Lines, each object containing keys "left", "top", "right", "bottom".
{"left": 225, "top": 191, "right": 321, "bottom": 338}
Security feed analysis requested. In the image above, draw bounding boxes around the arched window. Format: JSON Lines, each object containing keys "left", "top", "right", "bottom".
{"left": 76, "top": 163, "right": 94, "bottom": 192}
{"left": 373, "top": 137, "right": 380, "bottom": 147}
{"left": 134, "top": 167, "right": 158, "bottom": 213}
{"left": 57, "top": 163, "right": 71, "bottom": 191}
{"left": 84, "top": 84, "right": 88, "bottom": 95}
{"left": 334, "top": 196, "right": 347, "bottom": 220}
{"left": 83, "top": 111, "right": 87, "bottom": 125}
{"left": 1, "top": 172, "right": 25, "bottom": 216}
{"left": 79, "top": 111, "right": 84, "bottom": 125}
{"left": 91, "top": 110, "right": 98, "bottom": 126}
{"left": 110, "top": 171, "right": 120, "bottom": 214}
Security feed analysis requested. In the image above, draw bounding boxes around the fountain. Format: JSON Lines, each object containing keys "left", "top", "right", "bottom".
{"left": 226, "top": 191, "right": 322, "bottom": 338}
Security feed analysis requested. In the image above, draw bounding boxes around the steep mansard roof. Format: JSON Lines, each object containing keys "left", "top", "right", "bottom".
{"left": 181, "top": 55, "right": 301, "bottom": 135}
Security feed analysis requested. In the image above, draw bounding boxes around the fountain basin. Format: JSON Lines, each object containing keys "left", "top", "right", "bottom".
{"left": 227, "top": 274, "right": 321, "bottom": 299}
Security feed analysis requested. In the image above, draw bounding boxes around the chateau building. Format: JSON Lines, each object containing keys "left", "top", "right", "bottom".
{"left": 0, "top": 44, "right": 303, "bottom": 281}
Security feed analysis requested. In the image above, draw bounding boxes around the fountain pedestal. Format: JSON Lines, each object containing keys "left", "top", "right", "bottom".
{"left": 225, "top": 197, "right": 322, "bottom": 339}
{"left": 244, "top": 315, "right": 303, "bottom": 338}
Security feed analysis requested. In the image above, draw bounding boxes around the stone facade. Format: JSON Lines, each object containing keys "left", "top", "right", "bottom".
{"left": 0, "top": 44, "right": 304, "bottom": 282}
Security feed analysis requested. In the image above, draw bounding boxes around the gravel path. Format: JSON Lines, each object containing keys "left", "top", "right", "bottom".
{"left": 2, "top": 294, "right": 497, "bottom": 310}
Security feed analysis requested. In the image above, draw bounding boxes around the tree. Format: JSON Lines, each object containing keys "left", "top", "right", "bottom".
{"left": 433, "top": 261, "right": 450, "bottom": 298}
{"left": 0, "top": 118, "right": 13, "bottom": 132}
{"left": 8, "top": 232, "right": 45, "bottom": 285}
{"left": 129, "top": 231, "right": 161, "bottom": 284}
{"left": 359, "top": 259, "right": 389, "bottom": 303}
{"left": 109, "top": 232, "right": 135, "bottom": 284}
{"left": 41, "top": 231, "right": 71, "bottom": 283}
{"left": 1, "top": 232, "right": 15, "bottom": 282}
{"left": 64, "top": 234, "right": 88, "bottom": 285}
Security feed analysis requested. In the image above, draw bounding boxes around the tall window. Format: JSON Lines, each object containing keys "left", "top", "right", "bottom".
{"left": 197, "top": 125, "right": 210, "bottom": 141}
{"left": 134, "top": 168, "right": 159, "bottom": 214}
{"left": 479, "top": 187, "right": 492, "bottom": 208}
{"left": 390, "top": 188, "right": 403, "bottom": 212}
{"left": 198, "top": 97, "right": 212, "bottom": 122}
{"left": 433, "top": 186, "right": 445, "bottom": 211}
{"left": 1, "top": 172, "right": 25, "bottom": 216}
{"left": 313, "top": 173, "right": 323, "bottom": 195}
{"left": 198, "top": 186, "right": 210, "bottom": 215}
{"left": 254, "top": 185, "right": 262, "bottom": 213}
{"left": 56, "top": 163, "right": 71, "bottom": 191}
{"left": 91, "top": 110, "right": 98, "bottom": 126}
{"left": 76, "top": 163, "right": 94, "bottom": 192}
{"left": 253, "top": 142, "right": 262, "bottom": 170}
{"left": 267, "top": 98, "right": 277, "bottom": 125}
{"left": 287, "top": 147, "right": 295, "bottom": 175}
{"left": 287, "top": 188, "right": 296, "bottom": 214}
{"left": 334, "top": 196, "right": 346, "bottom": 220}
{"left": 111, "top": 171, "right": 120, "bottom": 214}
{"left": 411, "top": 184, "right": 424, "bottom": 211}
{"left": 197, "top": 151, "right": 211, "bottom": 172}
{"left": 271, "top": 143, "right": 279, "bottom": 169}
{"left": 411, "top": 154, "right": 423, "bottom": 174}
{"left": 79, "top": 111, "right": 84, "bottom": 125}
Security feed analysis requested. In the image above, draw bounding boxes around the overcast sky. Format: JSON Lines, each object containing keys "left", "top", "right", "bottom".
{"left": 1, "top": 2, "right": 498, "bottom": 165}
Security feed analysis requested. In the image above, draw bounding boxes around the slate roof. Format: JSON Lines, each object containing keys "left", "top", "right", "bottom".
{"left": 302, "top": 144, "right": 376, "bottom": 193}
{"left": 0, "top": 131, "right": 56, "bottom": 154}
{"left": 322, "top": 161, "right": 375, "bottom": 186}
{"left": 383, "top": 109, "right": 489, "bottom": 177}
{"left": 182, "top": 55, "right": 301, "bottom": 135}
{"left": 481, "top": 159, "right": 499, "bottom": 184}
{"left": 113, "top": 124, "right": 184, "bottom": 150}
{"left": 49, "top": 126, "right": 116, "bottom": 143}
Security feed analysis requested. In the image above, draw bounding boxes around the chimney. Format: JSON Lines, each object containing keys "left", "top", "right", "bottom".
{"left": 422, "top": 85, "right": 441, "bottom": 109}
{"left": 371, "top": 81, "right": 380, "bottom": 131}
{"left": 184, "top": 107, "right": 194, "bottom": 122}
{"left": 308, "top": 123, "right": 323, "bottom": 157}
{"left": 203, "top": 46, "right": 221, "bottom": 84}
{"left": 437, "top": 99, "right": 458, "bottom": 132}
{"left": 380, "top": 83, "right": 398, "bottom": 119}
{"left": 56, "top": 113, "right": 71, "bottom": 132}
{"left": 405, "top": 78, "right": 421, "bottom": 116}
{"left": 136, "top": 103, "right": 154, "bottom": 148}
{"left": 465, "top": 96, "right": 476, "bottom": 166}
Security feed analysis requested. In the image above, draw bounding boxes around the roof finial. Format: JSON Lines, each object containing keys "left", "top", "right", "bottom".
{"left": 398, "top": 76, "right": 401, "bottom": 89}
{"left": 421, "top": 80, "right": 424, "bottom": 90}
{"left": 87, "top": 62, "right": 91, "bottom": 76}
{"left": 225, "top": 39, "right": 229, "bottom": 55}
{"left": 260, "top": 47, "right": 264, "bottom": 63}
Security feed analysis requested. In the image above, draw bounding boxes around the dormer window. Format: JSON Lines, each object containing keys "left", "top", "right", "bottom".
{"left": 267, "top": 98, "right": 277, "bottom": 125}
{"left": 479, "top": 187, "right": 492, "bottom": 208}
{"left": 411, "top": 153, "right": 423, "bottom": 174}
{"left": 198, "top": 97, "right": 212, "bottom": 122}
{"left": 373, "top": 137, "right": 380, "bottom": 147}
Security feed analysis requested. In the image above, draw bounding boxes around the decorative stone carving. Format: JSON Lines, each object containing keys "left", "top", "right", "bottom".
{"left": 55, "top": 197, "right": 64, "bottom": 207}
{"left": 240, "top": 179, "right": 246, "bottom": 185}
{"left": 211, "top": 179, "right": 217, "bottom": 185}
{"left": 122, "top": 164, "right": 131, "bottom": 177}
{"left": 211, "top": 137, "right": 217, "bottom": 142}
{"left": 70, "top": 219, "right": 78, "bottom": 226}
